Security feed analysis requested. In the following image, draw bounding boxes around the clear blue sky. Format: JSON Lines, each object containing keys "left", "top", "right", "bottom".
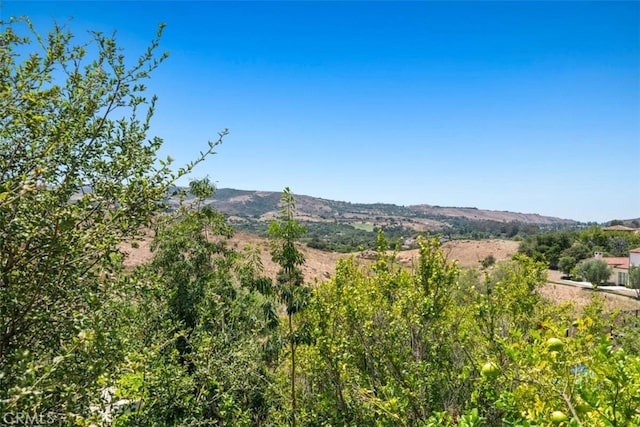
{"left": 3, "top": 1, "right": 639, "bottom": 223}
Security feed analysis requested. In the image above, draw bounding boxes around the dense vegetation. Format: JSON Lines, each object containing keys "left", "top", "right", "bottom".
{"left": 519, "top": 227, "right": 640, "bottom": 275}
{"left": 2, "top": 19, "right": 639, "bottom": 426}
{"left": 235, "top": 220, "right": 411, "bottom": 253}
{"left": 234, "top": 218, "right": 562, "bottom": 254}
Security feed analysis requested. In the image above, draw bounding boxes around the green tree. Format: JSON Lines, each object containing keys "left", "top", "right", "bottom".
{"left": 489, "top": 297, "right": 640, "bottom": 427}
{"left": 0, "top": 18, "right": 222, "bottom": 416}
{"left": 629, "top": 266, "right": 640, "bottom": 299}
{"left": 558, "top": 255, "right": 578, "bottom": 277}
{"left": 295, "top": 238, "right": 640, "bottom": 426}
{"left": 518, "top": 231, "right": 575, "bottom": 269}
{"left": 267, "top": 187, "right": 309, "bottom": 426}
{"left": 576, "top": 259, "right": 612, "bottom": 289}
{"left": 561, "top": 241, "right": 591, "bottom": 262}
{"left": 480, "top": 254, "right": 496, "bottom": 269}
{"left": 109, "top": 180, "right": 278, "bottom": 425}
{"left": 578, "top": 226, "right": 608, "bottom": 253}
{"left": 297, "top": 235, "right": 463, "bottom": 424}
{"left": 607, "top": 236, "right": 630, "bottom": 257}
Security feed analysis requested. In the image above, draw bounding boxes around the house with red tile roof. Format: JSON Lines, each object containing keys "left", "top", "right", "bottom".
{"left": 597, "top": 247, "right": 640, "bottom": 286}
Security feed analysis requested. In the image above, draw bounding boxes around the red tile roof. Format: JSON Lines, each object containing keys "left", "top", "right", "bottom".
{"left": 601, "top": 257, "right": 629, "bottom": 269}
{"left": 630, "top": 247, "right": 640, "bottom": 253}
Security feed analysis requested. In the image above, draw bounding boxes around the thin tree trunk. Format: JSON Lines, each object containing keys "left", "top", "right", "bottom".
{"left": 290, "top": 312, "right": 296, "bottom": 427}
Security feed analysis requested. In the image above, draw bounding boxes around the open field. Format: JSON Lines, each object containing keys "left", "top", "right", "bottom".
{"left": 350, "top": 222, "right": 375, "bottom": 232}
{"left": 122, "top": 232, "right": 520, "bottom": 279}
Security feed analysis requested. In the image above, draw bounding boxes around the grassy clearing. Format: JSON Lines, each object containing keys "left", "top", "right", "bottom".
{"left": 351, "top": 222, "right": 375, "bottom": 232}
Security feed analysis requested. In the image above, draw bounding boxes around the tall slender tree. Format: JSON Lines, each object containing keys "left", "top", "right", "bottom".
{"left": 268, "top": 187, "right": 309, "bottom": 426}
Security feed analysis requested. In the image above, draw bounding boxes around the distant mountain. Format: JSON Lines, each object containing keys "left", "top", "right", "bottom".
{"left": 407, "top": 204, "right": 575, "bottom": 225}
{"left": 204, "top": 188, "right": 576, "bottom": 227}
{"left": 163, "top": 187, "right": 579, "bottom": 252}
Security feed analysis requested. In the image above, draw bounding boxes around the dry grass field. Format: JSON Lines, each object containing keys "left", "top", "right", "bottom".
{"left": 121, "top": 233, "right": 519, "bottom": 280}
{"left": 542, "top": 269, "right": 640, "bottom": 312}
{"left": 121, "top": 231, "right": 640, "bottom": 312}
{"left": 539, "top": 283, "right": 640, "bottom": 312}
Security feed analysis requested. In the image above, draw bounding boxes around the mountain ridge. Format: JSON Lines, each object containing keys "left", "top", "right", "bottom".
{"left": 205, "top": 188, "right": 577, "bottom": 227}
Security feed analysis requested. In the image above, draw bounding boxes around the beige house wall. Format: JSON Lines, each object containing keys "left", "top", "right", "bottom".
{"left": 610, "top": 267, "right": 628, "bottom": 287}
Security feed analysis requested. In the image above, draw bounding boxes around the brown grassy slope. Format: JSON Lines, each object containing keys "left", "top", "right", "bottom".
{"left": 539, "top": 283, "right": 640, "bottom": 312}
{"left": 121, "top": 233, "right": 519, "bottom": 280}
{"left": 120, "top": 232, "right": 640, "bottom": 312}
{"left": 395, "top": 239, "right": 520, "bottom": 269}
{"left": 120, "top": 231, "right": 347, "bottom": 281}
{"left": 542, "top": 270, "right": 640, "bottom": 312}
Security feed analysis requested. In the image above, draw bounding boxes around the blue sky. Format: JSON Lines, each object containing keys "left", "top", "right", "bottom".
{"left": 3, "top": 1, "right": 639, "bottom": 223}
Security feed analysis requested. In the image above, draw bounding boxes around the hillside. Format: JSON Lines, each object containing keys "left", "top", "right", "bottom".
{"left": 175, "top": 188, "right": 577, "bottom": 251}
{"left": 407, "top": 204, "right": 574, "bottom": 225}
{"left": 206, "top": 188, "right": 576, "bottom": 226}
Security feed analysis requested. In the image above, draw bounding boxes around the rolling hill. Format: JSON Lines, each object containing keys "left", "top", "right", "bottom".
{"left": 203, "top": 188, "right": 576, "bottom": 228}
{"left": 165, "top": 188, "right": 576, "bottom": 252}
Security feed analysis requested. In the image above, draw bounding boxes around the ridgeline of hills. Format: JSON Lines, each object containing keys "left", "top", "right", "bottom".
{"left": 168, "top": 188, "right": 581, "bottom": 252}
{"left": 204, "top": 188, "right": 576, "bottom": 226}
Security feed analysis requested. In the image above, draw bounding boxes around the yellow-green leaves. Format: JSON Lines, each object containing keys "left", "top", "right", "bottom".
{"left": 0, "top": 18, "right": 222, "bottom": 418}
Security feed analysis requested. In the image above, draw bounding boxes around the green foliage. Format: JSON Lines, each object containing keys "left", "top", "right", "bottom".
{"left": 0, "top": 18, "right": 223, "bottom": 419}
{"left": 480, "top": 254, "right": 496, "bottom": 269}
{"left": 576, "top": 259, "right": 613, "bottom": 289}
{"left": 101, "top": 181, "right": 279, "bottom": 425}
{"left": 303, "top": 221, "right": 408, "bottom": 252}
{"left": 235, "top": 218, "right": 414, "bottom": 253}
{"left": 579, "top": 226, "right": 609, "bottom": 251}
{"left": 0, "top": 17, "right": 154, "bottom": 413}
{"left": 297, "top": 235, "right": 462, "bottom": 424}
{"left": 519, "top": 226, "right": 640, "bottom": 270}
{"left": 558, "top": 255, "right": 578, "bottom": 276}
{"left": 629, "top": 266, "right": 640, "bottom": 298}
{"left": 439, "top": 218, "right": 541, "bottom": 240}
{"left": 267, "top": 187, "right": 309, "bottom": 426}
{"left": 557, "top": 242, "right": 594, "bottom": 277}
{"left": 268, "top": 188, "right": 308, "bottom": 313}
{"left": 563, "top": 241, "right": 593, "bottom": 261}
{"left": 519, "top": 231, "right": 575, "bottom": 269}
{"left": 294, "top": 237, "right": 640, "bottom": 425}
{"left": 3, "top": 17, "right": 639, "bottom": 426}
{"left": 488, "top": 299, "right": 640, "bottom": 427}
